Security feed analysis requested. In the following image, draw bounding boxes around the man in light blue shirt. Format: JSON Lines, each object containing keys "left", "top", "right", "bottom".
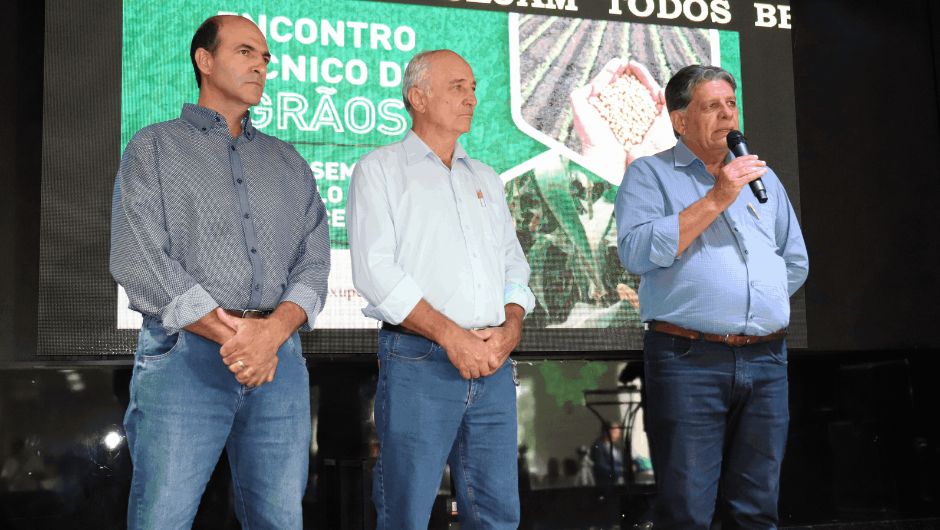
{"left": 616, "top": 65, "right": 808, "bottom": 529}
{"left": 348, "top": 49, "right": 535, "bottom": 529}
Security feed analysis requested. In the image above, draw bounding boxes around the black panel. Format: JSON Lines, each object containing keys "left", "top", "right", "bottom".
{"left": 792, "top": 0, "right": 940, "bottom": 350}
{"left": 0, "top": 1, "right": 43, "bottom": 362}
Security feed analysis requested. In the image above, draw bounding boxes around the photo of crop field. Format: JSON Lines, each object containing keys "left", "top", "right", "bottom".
{"left": 516, "top": 15, "right": 714, "bottom": 153}
{"left": 507, "top": 154, "right": 642, "bottom": 329}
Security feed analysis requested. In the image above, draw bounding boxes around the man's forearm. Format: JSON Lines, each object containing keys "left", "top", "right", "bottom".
{"left": 503, "top": 303, "right": 524, "bottom": 331}
{"left": 402, "top": 299, "right": 465, "bottom": 346}
{"left": 268, "top": 301, "right": 307, "bottom": 343}
{"left": 676, "top": 193, "right": 724, "bottom": 255}
{"left": 185, "top": 309, "right": 235, "bottom": 345}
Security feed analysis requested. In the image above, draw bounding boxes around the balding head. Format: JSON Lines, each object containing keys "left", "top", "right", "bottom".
{"left": 403, "top": 50, "right": 477, "bottom": 139}
{"left": 190, "top": 15, "right": 264, "bottom": 89}
{"left": 402, "top": 50, "right": 469, "bottom": 115}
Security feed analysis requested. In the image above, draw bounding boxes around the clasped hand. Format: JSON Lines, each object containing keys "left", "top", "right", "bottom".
{"left": 216, "top": 308, "right": 286, "bottom": 388}
{"left": 444, "top": 322, "right": 521, "bottom": 380}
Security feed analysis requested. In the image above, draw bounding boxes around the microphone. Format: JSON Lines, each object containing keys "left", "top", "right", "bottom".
{"left": 726, "top": 130, "right": 768, "bottom": 204}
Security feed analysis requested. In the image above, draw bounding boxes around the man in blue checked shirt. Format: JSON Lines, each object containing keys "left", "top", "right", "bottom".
{"left": 110, "top": 15, "right": 329, "bottom": 529}
{"left": 615, "top": 65, "right": 808, "bottom": 529}
{"left": 348, "top": 49, "right": 535, "bottom": 529}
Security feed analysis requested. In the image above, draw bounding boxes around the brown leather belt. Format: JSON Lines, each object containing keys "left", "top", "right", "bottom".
{"left": 648, "top": 320, "right": 786, "bottom": 347}
{"left": 223, "top": 309, "right": 273, "bottom": 319}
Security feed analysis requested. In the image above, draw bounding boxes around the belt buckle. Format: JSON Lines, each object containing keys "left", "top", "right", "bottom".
{"left": 723, "top": 334, "right": 754, "bottom": 347}
{"left": 240, "top": 309, "right": 268, "bottom": 318}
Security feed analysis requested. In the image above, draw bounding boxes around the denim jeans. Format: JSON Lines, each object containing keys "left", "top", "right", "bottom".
{"left": 372, "top": 330, "right": 519, "bottom": 530}
{"left": 643, "top": 330, "right": 789, "bottom": 530}
{"left": 124, "top": 316, "right": 311, "bottom": 529}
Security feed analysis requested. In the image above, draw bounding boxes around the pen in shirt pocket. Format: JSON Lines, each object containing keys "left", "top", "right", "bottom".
{"left": 476, "top": 189, "right": 487, "bottom": 207}
{"left": 747, "top": 202, "right": 761, "bottom": 220}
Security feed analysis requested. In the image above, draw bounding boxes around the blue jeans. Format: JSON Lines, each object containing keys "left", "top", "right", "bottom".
{"left": 643, "top": 330, "right": 789, "bottom": 530}
{"left": 372, "top": 330, "right": 519, "bottom": 530}
{"left": 124, "top": 316, "right": 311, "bottom": 529}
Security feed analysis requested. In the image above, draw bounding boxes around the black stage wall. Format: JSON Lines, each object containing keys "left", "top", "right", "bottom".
{"left": 792, "top": 0, "right": 940, "bottom": 351}
{"left": 1, "top": 0, "right": 42, "bottom": 363}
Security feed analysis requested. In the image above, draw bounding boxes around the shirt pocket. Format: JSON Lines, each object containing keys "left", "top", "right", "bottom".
{"left": 746, "top": 201, "right": 777, "bottom": 244}
{"left": 479, "top": 191, "right": 505, "bottom": 249}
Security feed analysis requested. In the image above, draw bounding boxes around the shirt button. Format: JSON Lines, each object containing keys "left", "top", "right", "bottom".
{"left": 231, "top": 145, "right": 236, "bottom": 151}
{"left": 254, "top": 284, "right": 261, "bottom": 291}
{"left": 744, "top": 250, "right": 749, "bottom": 255}
{"left": 215, "top": 117, "right": 220, "bottom": 122}
{"left": 244, "top": 213, "right": 250, "bottom": 219}
{"left": 250, "top": 248, "right": 257, "bottom": 254}
{"left": 236, "top": 178, "right": 243, "bottom": 184}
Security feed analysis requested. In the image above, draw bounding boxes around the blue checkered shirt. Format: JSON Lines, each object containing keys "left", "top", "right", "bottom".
{"left": 110, "top": 104, "right": 330, "bottom": 332}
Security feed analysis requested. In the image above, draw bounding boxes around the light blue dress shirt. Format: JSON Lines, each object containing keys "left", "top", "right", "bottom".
{"left": 615, "top": 139, "right": 808, "bottom": 336}
{"left": 347, "top": 131, "right": 535, "bottom": 329}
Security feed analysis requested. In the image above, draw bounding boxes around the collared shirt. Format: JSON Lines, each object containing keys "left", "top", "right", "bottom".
{"left": 110, "top": 103, "right": 330, "bottom": 333}
{"left": 347, "top": 130, "right": 535, "bottom": 329}
{"left": 615, "top": 139, "right": 808, "bottom": 336}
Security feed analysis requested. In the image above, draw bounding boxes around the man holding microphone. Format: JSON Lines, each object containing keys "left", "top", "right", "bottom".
{"left": 616, "top": 64, "right": 808, "bottom": 529}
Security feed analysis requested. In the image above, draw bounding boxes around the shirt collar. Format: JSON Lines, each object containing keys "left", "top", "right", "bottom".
{"left": 181, "top": 103, "right": 256, "bottom": 141}
{"left": 672, "top": 137, "right": 733, "bottom": 168}
{"left": 403, "top": 129, "right": 469, "bottom": 167}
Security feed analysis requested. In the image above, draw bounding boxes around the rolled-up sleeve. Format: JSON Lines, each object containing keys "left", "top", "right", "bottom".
{"left": 615, "top": 160, "right": 680, "bottom": 275}
{"left": 109, "top": 132, "right": 218, "bottom": 333}
{"left": 347, "top": 156, "right": 424, "bottom": 324}
{"left": 497, "top": 185, "right": 535, "bottom": 316}
{"left": 281, "top": 151, "right": 330, "bottom": 331}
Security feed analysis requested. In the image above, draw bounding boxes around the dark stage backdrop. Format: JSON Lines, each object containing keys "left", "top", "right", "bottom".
{"left": 791, "top": 0, "right": 940, "bottom": 350}
{"left": 24, "top": 0, "right": 805, "bottom": 357}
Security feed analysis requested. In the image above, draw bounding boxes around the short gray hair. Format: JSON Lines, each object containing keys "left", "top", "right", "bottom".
{"left": 401, "top": 50, "right": 449, "bottom": 115}
{"left": 664, "top": 64, "right": 737, "bottom": 113}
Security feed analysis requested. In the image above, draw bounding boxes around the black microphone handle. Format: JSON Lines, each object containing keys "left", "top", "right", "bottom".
{"left": 729, "top": 141, "right": 769, "bottom": 204}
{"left": 749, "top": 177, "right": 768, "bottom": 204}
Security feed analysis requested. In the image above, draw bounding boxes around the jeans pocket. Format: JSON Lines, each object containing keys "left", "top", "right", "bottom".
{"left": 644, "top": 332, "right": 695, "bottom": 363}
{"left": 138, "top": 325, "right": 185, "bottom": 362}
{"left": 764, "top": 339, "right": 788, "bottom": 366}
{"left": 288, "top": 333, "right": 307, "bottom": 365}
{"left": 385, "top": 333, "right": 434, "bottom": 361}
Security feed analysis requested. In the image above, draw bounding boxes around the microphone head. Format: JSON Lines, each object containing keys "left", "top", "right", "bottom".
{"left": 726, "top": 130, "right": 746, "bottom": 150}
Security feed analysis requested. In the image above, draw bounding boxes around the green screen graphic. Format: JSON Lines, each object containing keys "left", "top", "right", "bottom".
{"left": 120, "top": 0, "right": 740, "bottom": 331}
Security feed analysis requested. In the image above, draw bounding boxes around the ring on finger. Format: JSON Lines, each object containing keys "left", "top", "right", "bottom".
{"left": 235, "top": 360, "right": 246, "bottom": 370}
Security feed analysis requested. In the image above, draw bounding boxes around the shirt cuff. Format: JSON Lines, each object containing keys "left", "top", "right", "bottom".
{"left": 370, "top": 275, "right": 423, "bottom": 325}
{"left": 649, "top": 214, "right": 680, "bottom": 267}
{"left": 160, "top": 284, "right": 218, "bottom": 334}
{"left": 281, "top": 283, "right": 325, "bottom": 332}
{"left": 504, "top": 282, "right": 535, "bottom": 317}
